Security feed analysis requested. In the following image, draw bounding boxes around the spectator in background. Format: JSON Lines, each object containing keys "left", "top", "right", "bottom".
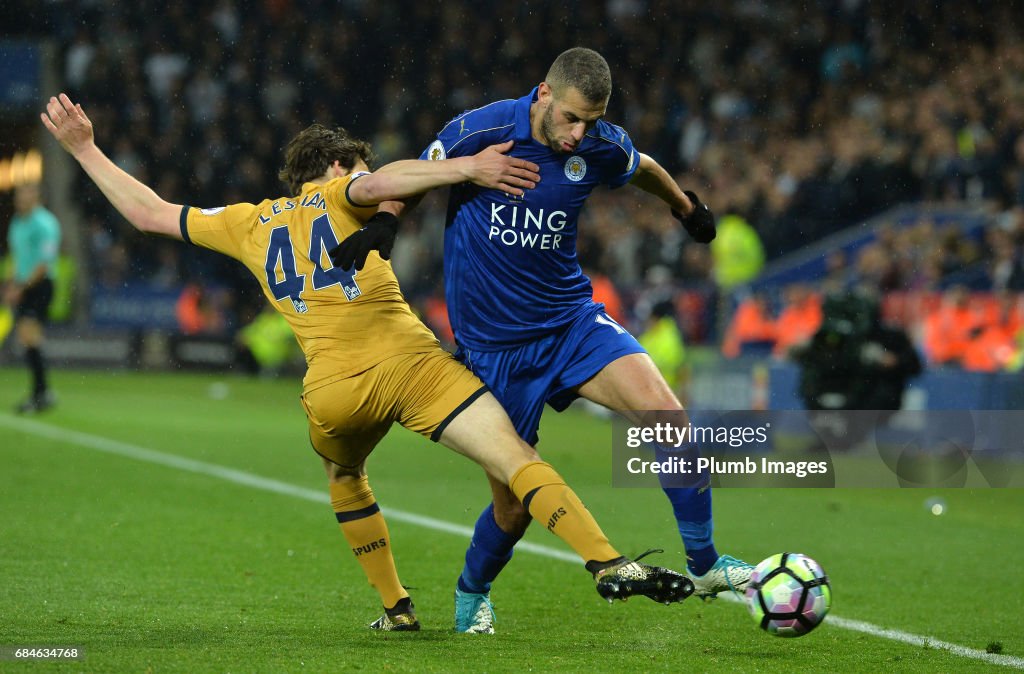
{"left": 22, "top": 4, "right": 1024, "bottom": 399}
{"left": 855, "top": 241, "right": 901, "bottom": 292}
{"left": 773, "top": 284, "right": 822, "bottom": 358}
{"left": 579, "top": 231, "right": 626, "bottom": 326}
{"left": 2, "top": 0, "right": 1021, "bottom": 351}
{"left": 4, "top": 185, "right": 61, "bottom": 413}
{"left": 637, "top": 300, "right": 688, "bottom": 401}
{"left": 589, "top": 271, "right": 626, "bottom": 327}
{"left": 633, "top": 265, "right": 678, "bottom": 327}
{"left": 175, "top": 284, "right": 228, "bottom": 336}
{"left": 235, "top": 305, "right": 298, "bottom": 376}
{"left": 709, "top": 213, "right": 764, "bottom": 291}
{"left": 922, "top": 285, "right": 985, "bottom": 366}
{"left": 986, "top": 220, "right": 1024, "bottom": 291}
{"left": 962, "top": 291, "right": 1023, "bottom": 372}
{"left": 857, "top": 297, "right": 923, "bottom": 412}
{"left": 822, "top": 250, "right": 854, "bottom": 294}
{"left": 722, "top": 293, "right": 776, "bottom": 359}
{"left": 1009, "top": 135, "right": 1024, "bottom": 205}
{"left": 795, "top": 291, "right": 920, "bottom": 420}
{"left": 795, "top": 292, "right": 872, "bottom": 414}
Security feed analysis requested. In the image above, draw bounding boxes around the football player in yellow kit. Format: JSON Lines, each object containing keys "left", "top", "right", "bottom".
{"left": 42, "top": 93, "right": 693, "bottom": 632}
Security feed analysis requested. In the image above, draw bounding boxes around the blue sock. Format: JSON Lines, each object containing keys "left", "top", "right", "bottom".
{"left": 653, "top": 442, "right": 719, "bottom": 575}
{"left": 458, "top": 503, "right": 522, "bottom": 594}
{"left": 662, "top": 484, "right": 718, "bottom": 576}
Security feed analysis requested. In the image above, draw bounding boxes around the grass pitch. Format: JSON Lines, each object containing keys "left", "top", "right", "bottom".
{"left": 1, "top": 367, "right": 1022, "bottom": 672}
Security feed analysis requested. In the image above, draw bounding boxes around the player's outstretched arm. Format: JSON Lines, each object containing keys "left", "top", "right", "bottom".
{"left": 40, "top": 93, "right": 183, "bottom": 240}
{"left": 630, "top": 152, "right": 716, "bottom": 243}
{"left": 332, "top": 142, "right": 540, "bottom": 270}
{"left": 347, "top": 141, "right": 540, "bottom": 206}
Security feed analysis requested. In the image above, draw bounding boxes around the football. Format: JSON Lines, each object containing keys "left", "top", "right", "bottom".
{"left": 746, "top": 553, "right": 832, "bottom": 637}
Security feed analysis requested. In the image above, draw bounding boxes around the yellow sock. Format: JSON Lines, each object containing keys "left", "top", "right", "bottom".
{"left": 330, "top": 477, "right": 407, "bottom": 609}
{"left": 508, "top": 461, "right": 620, "bottom": 565}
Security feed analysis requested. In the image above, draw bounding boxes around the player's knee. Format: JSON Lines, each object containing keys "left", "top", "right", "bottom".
{"left": 492, "top": 438, "right": 541, "bottom": 484}
{"left": 516, "top": 441, "right": 540, "bottom": 463}
{"left": 492, "top": 498, "right": 531, "bottom": 536}
{"left": 322, "top": 457, "right": 365, "bottom": 483}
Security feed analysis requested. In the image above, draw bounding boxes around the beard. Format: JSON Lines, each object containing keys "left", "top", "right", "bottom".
{"left": 540, "top": 104, "right": 569, "bottom": 153}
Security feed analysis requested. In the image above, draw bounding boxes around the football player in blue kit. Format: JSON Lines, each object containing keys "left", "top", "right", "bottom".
{"left": 332, "top": 47, "right": 753, "bottom": 634}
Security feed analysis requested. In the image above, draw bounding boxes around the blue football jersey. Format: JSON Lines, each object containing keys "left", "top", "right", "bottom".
{"left": 421, "top": 87, "right": 639, "bottom": 351}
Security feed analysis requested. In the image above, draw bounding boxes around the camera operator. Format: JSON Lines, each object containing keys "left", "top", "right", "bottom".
{"left": 794, "top": 290, "right": 922, "bottom": 449}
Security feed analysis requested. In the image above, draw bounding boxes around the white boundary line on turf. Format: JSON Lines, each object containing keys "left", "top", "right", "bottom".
{"left": 0, "top": 414, "right": 580, "bottom": 566}
{"left": 2, "top": 413, "right": 1021, "bottom": 670}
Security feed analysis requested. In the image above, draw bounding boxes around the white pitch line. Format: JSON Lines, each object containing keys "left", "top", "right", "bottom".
{"left": 715, "top": 594, "right": 1023, "bottom": 669}
{"left": 2, "top": 414, "right": 1021, "bottom": 669}
{"left": 0, "top": 414, "right": 580, "bottom": 563}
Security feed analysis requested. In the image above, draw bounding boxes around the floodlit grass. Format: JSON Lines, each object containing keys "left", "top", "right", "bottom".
{"left": 1, "top": 368, "right": 1021, "bottom": 672}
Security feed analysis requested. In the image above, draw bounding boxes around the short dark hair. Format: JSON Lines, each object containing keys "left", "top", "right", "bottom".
{"left": 545, "top": 47, "right": 612, "bottom": 103}
{"left": 278, "top": 124, "right": 374, "bottom": 194}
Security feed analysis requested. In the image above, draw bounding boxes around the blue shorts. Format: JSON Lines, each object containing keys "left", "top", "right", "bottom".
{"left": 456, "top": 303, "right": 645, "bottom": 446}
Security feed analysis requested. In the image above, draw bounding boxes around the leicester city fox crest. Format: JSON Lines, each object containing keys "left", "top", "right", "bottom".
{"left": 564, "top": 156, "right": 587, "bottom": 182}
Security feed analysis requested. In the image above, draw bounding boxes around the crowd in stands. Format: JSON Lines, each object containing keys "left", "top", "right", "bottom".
{"left": 724, "top": 282, "right": 1024, "bottom": 373}
{"left": 722, "top": 200, "right": 1024, "bottom": 373}
{"left": 7, "top": 0, "right": 1024, "bottom": 371}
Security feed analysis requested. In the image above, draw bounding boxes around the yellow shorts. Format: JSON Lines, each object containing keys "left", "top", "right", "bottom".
{"left": 300, "top": 349, "right": 487, "bottom": 468}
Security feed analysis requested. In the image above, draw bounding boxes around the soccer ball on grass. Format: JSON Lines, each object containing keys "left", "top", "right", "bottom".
{"left": 746, "top": 552, "right": 831, "bottom": 637}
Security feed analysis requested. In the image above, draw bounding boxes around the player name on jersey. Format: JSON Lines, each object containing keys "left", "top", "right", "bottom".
{"left": 257, "top": 192, "right": 328, "bottom": 225}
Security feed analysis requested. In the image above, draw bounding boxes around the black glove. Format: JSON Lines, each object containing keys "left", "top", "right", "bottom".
{"left": 672, "top": 190, "right": 716, "bottom": 244}
{"left": 329, "top": 212, "right": 399, "bottom": 271}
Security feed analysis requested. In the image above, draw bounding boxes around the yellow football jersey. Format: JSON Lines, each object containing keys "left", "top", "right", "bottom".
{"left": 182, "top": 174, "right": 440, "bottom": 390}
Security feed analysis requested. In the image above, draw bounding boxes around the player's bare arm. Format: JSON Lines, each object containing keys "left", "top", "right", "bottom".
{"left": 629, "top": 152, "right": 716, "bottom": 244}
{"left": 629, "top": 152, "right": 692, "bottom": 213}
{"left": 40, "top": 93, "right": 183, "bottom": 240}
{"left": 347, "top": 141, "right": 540, "bottom": 205}
{"left": 333, "top": 143, "right": 540, "bottom": 271}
